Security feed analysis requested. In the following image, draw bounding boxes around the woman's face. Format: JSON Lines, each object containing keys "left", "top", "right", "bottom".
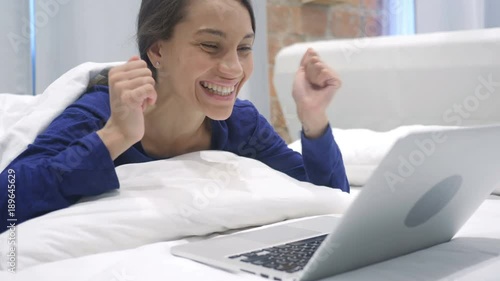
{"left": 155, "top": 0, "right": 254, "bottom": 120}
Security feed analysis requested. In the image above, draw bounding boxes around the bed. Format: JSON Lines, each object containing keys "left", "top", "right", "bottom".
{"left": 1, "top": 28, "right": 500, "bottom": 280}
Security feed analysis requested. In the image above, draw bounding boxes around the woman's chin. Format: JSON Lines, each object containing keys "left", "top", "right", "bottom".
{"left": 205, "top": 108, "right": 234, "bottom": 121}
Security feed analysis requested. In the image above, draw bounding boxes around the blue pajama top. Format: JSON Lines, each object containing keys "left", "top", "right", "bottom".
{"left": 0, "top": 85, "right": 349, "bottom": 233}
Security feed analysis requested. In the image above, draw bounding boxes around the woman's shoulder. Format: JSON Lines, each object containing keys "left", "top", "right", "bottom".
{"left": 222, "top": 99, "right": 269, "bottom": 135}
{"left": 65, "top": 85, "right": 111, "bottom": 121}
{"left": 231, "top": 99, "right": 259, "bottom": 122}
{"left": 79, "top": 85, "right": 110, "bottom": 102}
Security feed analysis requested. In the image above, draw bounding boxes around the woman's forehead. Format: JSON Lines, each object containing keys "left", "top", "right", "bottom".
{"left": 183, "top": 0, "right": 252, "bottom": 33}
{"left": 188, "top": 0, "right": 244, "bottom": 15}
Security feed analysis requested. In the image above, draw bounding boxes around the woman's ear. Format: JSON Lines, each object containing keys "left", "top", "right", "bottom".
{"left": 147, "top": 41, "right": 163, "bottom": 68}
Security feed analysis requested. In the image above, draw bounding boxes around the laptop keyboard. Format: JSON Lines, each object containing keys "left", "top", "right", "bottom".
{"left": 228, "top": 234, "right": 328, "bottom": 274}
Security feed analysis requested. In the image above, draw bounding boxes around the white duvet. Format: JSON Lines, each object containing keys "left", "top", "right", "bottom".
{"left": 0, "top": 151, "right": 351, "bottom": 272}
{"left": 0, "top": 62, "right": 121, "bottom": 171}
{"left": 1, "top": 198, "right": 500, "bottom": 281}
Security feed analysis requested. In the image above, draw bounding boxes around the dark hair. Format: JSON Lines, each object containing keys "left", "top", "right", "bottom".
{"left": 137, "top": 0, "right": 256, "bottom": 80}
{"left": 86, "top": 68, "right": 110, "bottom": 92}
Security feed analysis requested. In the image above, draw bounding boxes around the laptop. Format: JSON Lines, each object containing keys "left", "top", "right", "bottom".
{"left": 171, "top": 125, "right": 500, "bottom": 281}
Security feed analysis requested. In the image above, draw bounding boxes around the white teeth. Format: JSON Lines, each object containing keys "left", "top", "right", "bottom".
{"left": 201, "top": 82, "right": 236, "bottom": 96}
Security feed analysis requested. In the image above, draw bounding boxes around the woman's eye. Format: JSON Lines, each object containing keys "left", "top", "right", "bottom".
{"left": 238, "top": 46, "right": 253, "bottom": 52}
{"left": 201, "top": 43, "right": 218, "bottom": 50}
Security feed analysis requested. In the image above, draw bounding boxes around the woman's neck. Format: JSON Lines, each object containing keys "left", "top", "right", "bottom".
{"left": 141, "top": 92, "right": 211, "bottom": 159}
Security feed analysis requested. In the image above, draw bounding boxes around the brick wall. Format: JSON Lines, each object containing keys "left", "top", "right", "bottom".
{"left": 267, "top": 0, "right": 385, "bottom": 143}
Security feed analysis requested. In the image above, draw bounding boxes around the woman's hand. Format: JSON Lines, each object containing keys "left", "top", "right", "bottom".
{"left": 292, "top": 48, "right": 342, "bottom": 138}
{"left": 97, "top": 56, "right": 157, "bottom": 160}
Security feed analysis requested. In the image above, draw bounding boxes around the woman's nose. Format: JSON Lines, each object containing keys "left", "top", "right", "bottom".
{"left": 218, "top": 51, "right": 243, "bottom": 78}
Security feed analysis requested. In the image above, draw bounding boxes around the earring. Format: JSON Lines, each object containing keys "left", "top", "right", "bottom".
{"left": 155, "top": 61, "right": 160, "bottom": 68}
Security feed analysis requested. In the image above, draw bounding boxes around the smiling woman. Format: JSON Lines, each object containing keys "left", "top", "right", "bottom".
{"left": 0, "top": 0, "right": 349, "bottom": 233}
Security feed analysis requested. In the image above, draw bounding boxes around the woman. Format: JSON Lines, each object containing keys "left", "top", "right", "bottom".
{"left": 0, "top": 0, "right": 348, "bottom": 233}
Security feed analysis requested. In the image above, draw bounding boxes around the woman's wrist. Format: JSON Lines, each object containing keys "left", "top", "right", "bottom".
{"left": 299, "top": 112, "right": 329, "bottom": 139}
{"left": 96, "top": 125, "right": 136, "bottom": 160}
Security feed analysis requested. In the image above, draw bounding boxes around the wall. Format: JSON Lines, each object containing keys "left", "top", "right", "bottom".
{"left": 485, "top": 0, "right": 500, "bottom": 28}
{"left": 0, "top": 1, "right": 31, "bottom": 95}
{"left": 35, "top": 0, "right": 141, "bottom": 94}
{"left": 415, "top": 0, "right": 500, "bottom": 33}
{"left": 267, "top": 0, "right": 387, "bottom": 143}
{"left": 239, "top": 0, "right": 270, "bottom": 120}
{"left": 415, "top": 0, "right": 484, "bottom": 33}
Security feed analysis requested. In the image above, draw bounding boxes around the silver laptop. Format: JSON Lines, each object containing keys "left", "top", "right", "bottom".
{"left": 171, "top": 125, "right": 500, "bottom": 281}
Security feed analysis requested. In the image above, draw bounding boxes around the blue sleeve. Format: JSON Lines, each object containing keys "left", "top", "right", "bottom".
{"left": 239, "top": 106, "right": 349, "bottom": 193}
{"left": 300, "top": 126, "right": 350, "bottom": 192}
{"left": 0, "top": 96, "right": 119, "bottom": 233}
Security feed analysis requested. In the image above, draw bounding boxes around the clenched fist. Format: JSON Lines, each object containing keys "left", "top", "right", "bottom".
{"left": 97, "top": 56, "right": 157, "bottom": 160}
{"left": 292, "top": 48, "right": 342, "bottom": 138}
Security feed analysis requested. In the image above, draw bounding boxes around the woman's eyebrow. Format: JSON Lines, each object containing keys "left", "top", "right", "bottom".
{"left": 195, "top": 28, "right": 255, "bottom": 40}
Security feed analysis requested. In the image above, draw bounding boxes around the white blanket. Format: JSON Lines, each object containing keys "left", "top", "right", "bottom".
{"left": 2, "top": 197, "right": 500, "bottom": 281}
{"left": 0, "top": 63, "right": 352, "bottom": 271}
{"left": 0, "top": 151, "right": 351, "bottom": 271}
{"left": 0, "top": 62, "right": 121, "bottom": 172}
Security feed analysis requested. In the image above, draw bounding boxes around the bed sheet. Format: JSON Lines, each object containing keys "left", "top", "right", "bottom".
{"left": 3, "top": 196, "right": 499, "bottom": 281}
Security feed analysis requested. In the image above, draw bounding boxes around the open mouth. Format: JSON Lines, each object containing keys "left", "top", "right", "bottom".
{"left": 200, "top": 81, "right": 237, "bottom": 97}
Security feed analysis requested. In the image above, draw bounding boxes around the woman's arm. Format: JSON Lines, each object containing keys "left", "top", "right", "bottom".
{"left": 0, "top": 57, "right": 157, "bottom": 233}
{"left": 246, "top": 47, "right": 349, "bottom": 191}
{"left": 0, "top": 97, "right": 118, "bottom": 233}
{"left": 300, "top": 125, "right": 349, "bottom": 192}
{"left": 238, "top": 110, "right": 349, "bottom": 193}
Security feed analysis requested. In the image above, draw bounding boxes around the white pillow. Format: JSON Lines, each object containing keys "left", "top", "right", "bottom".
{"left": 0, "top": 151, "right": 352, "bottom": 271}
{"left": 289, "top": 125, "right": 460, "bottom": 187}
